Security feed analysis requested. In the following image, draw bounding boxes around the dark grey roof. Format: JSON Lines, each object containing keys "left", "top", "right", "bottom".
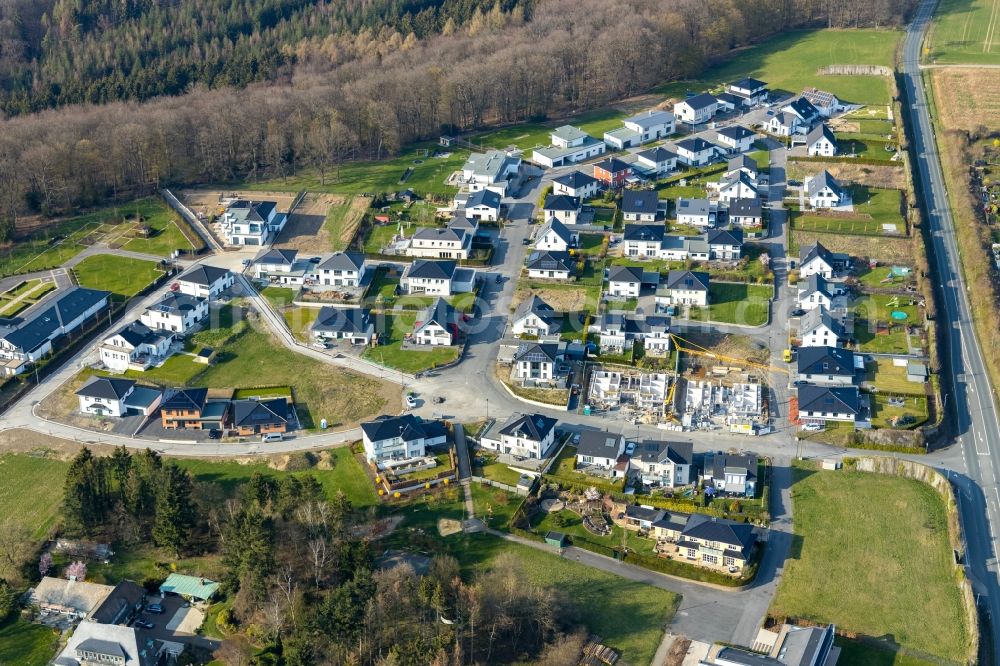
{"left": 514, "top": 296, "right": 558, "bottom": 327}
{"left": 637, "top": 146, "right": 677, "bottom": 163}
{"left": 800, "top": 307, "right": 845, "bottom": 338}
{"left": 799, "top": 241, "right": 834, "bottom": 266}
{"left": 88, "top": 580, "right": 145, "bottom": 625}
{"left": 624, "top": 110, "right": 675, "bottom": 130}
{"left": 680, "top": 92, "right": 718, "bottom": 111}
{"left": 148, "top": 292, "right": 204, "bottom": 314}
{"left": 634, "top": 439, "right": 693, "bottom": 466}
{"left": 785, "top": 96, "right": 820, "bottom": 120}
{"left": 712, "top": 647, "right": 782, "bottom": 666}
{"left": 227, "top": 199, "right": 276, "bottom": 222}
{"left": 676, "top": 136, "right": 716, "bottom": 153}
{"left": 514, "top": 342, "right": 558, "bottom": 364}
{"left": 576, "top": 430, "right": 623, "bottom": 458}
{"left": 312, "top": 307, "right": 372, "bottom": 335}
{"left": 651, "top": 510, "right": 690, "bottom": 533}
{"left": 729, "top": 197, "right": 762, "bottom": 218}
{"left": 625, "top": 504, "right": 664, "bottom": 522}
{"left": 256, "top": 248, "right": 297, "bottom": 265}
{"left": 466, "top": 189, "right": 501, "bottom": 209}
{"left": 623, "top": 224, "right": 665, "bottom": 242}
{"left": 498, "top": 412, "right": 558, "bottom": 442}
{"left": 727, "top": 154, "right": 758, "bottom": 173}
{"left": 705, "top": 451, "right": 758, "bottom": 482}
{"left": 681, "top": 513, "right": 756, "bottom": 551}
{"left": 797, "top": 346, "right": 856, "bottom": 378}
{"left": 594, "top": 157, "right": 633, "bottom": 174}
{"left": 798, "top": 384, "right": 860, "bottom": 416}
{"left": 526, "top": 251, "right": 572, "bottom": 273}
{"left": 232, "top": 397, "right": 289, "bottom": 428}
{"left": 633, "top": 315, "right": 671, "bottom": 335}
{"left": 730, "top": 77, "right": 767, "bottom": 92}
{"left": 161, "top": 387, "right": 208, "bottom": 412}
{"left": 721, "top": 171, "right": 758, "bottom": 193}
{"left": 112, "top": 321, "right": 164, "bottom": 348}
{"left": 415, "top": 298, "right": 460, "bottom": 329}
{"left": 538, "top": 217, "right": 573, "bottom": 244}
{"left": 802, "top": 273, "right": 833, "bottom": 298}
{"left": 0, "top": 287, "right": 110, "bottom": 354}
{"left": 622, "top": 190, "right": 660, "bottom": 215}
{"left": 543, "top": 194, "right": 581, "bottom": 211}
{"left": 318, "top": 251, "right": 365, "bottom": 272}
{"left": 714, "top": 92, "right": 743, "bottom": 106}
{"left": 665, "top": 270, "right": 709, "bottom": 291}
{"left": 707, "top": 228, "right": 744, "bottom": 247}
{"left": 807, "top": 122, "right": 837, "bottom": 146}
{"left": 553, "top": 170, "right": 599, "bottom": 188}
{"left": 608, "top": 265, "right": 643, "bottom": 283}
{"left": 178, "top": 264, "right": 230, "bottom": 286}
{"left": 448, "top": 213, "right": 477, "bottom": 231}
{"left": 807, "top": 170, "right": 845, "bottom": 199}
{"left": 406, "top": 259, "right": 456, "bottom": 280}
{"left": 76, "top": 637, "right": 128, "bottom": 659}
{"left": 76, "top": 376, "right": 135, "bottom": 401}
{"left": 362, "top": 414, "right": 433, "bottom": 442}
{"left": 717, "top": 125, "right": 755, "bottom": 140}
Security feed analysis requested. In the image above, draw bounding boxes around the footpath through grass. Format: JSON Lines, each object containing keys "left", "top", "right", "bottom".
{"left": 770, "top": 463, "right": 971, "bottom": 663}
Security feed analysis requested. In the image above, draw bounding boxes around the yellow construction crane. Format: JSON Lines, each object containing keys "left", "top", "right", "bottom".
{"left": 669, "top": 333, "right": 789, "bottom": 375}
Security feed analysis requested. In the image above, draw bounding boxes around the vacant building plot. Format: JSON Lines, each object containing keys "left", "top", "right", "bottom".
{"left": 770, "top": 463, "right": 972, "bottom": 663}
{"left": 792, "top": 229, "right": 913, "bottom": 265}
{"left": 179, "top": 189, "right": 298, "bottom": 220}
{"left": 0, "top": 279, "right": 57, "bottom": 318}
{"left": 512, "top": 283, "right": 600, "bottom": 313}
{"left": 930, "top": 67, "right": 1000, "bottom": 132}
{"left": 72, "top": 254, "right": 164, "bottom": 299}
{"left": 274, "top": 193, "right": 372, "bottom": 252}
{"left": 786, "top": 161, "right": 906, "bottom": 190}
{"left": 927, "top": 0, "right": 1000, "bottom": 64}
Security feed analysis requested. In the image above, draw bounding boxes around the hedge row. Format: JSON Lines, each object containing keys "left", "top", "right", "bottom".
{"left": 788, "top": 155, "right": 900, "bottom": 167}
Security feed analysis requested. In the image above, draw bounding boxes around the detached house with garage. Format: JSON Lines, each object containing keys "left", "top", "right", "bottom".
{"left": 715, "top": 125, "right": 756, "bottom": 154}
{"left": 526, "top": 251, "right": 574, "bottom": 280}
{"left": 675, "top": 137, "right": 720, "bottom": 167}
{"left": 807, "top": 123, "right": 838, "bottom": 157}
{"left": 728, "top": 198, "right": 763, "bottom": 228}
{"left": 674, "top": 92, "right": 719, "bottom": 124}
{"left": 575, "top": 430, "right": 626, "bottom": 471}
{"left": 607, "top": 265, "right": 644, "bottom": 299}
{"left": 488, "top": 412, "right": 559, "bottom": 459}
{"left": 315, "top": 252, "right": 368, "bottom": 286}
{"left": 807, "top": 170, "right": 849, "bottom": 209}
{"left": 593, "top": 157, "right": 634, "bottom": 188}
{"left": 512, "top": 295, "right": 560, "bottom": 337}
{"left": 715, "top": 171, "right": 759, "bottom": 204}
{"left": 624, "top": 224, "right": 666, "bottom": 258}
{"left": 727, "top": 77, "right": 769, "bottom": 107}
{"left": 802, "top": 88, "right": 845, "bottom": 117}
{"left": 140, "top": 293, "right": 208, "bottom": 335}
{"left": 401, "top": 259, "right": 476, "bottom": 296}
{"left": 532, "top": 125, "right": 606, "bottom": 168}
{"left": 799, "top": 241, "right": 840, "bottom": 278}
{"left": 409, "top": 227, "right": 471, "bottom": 260}
{"left": 707, "top": 228, "right": 743, "bottom": 261}
{"left": 630, "top": 440, "right": 694, "bottom": 488}
{"left": 622, "top": 190, "right": 665, "bottom": 222}
{"left": 512, "top": 342, "right": 560, "bottom": 382}
{"left": 676, "top": 198, "right": 716, "bottom": 228}
{"left": 702, "top": 450, "right": 757, "bottom": 497}
{"left": 464, "top": 189, "right": 502, "bottom": 221}
{"left": 782, "top": 96, "right": 821, "bottom": 127}
{"left": 361, "top": 414, "right": 448, "bottom": 465}
{"left": 412, "top": 298, "right": 461, "bottom": 346}
{"left": 765, "top": 111, "right": 801, "bottom": 137}
{"left": 99, "top": 321, "right": 174, "bottom": 372}
{"left": 310, "top": 307, "right": 374, "bottom": 345}
{"left": 552, "top": 171, "right": 601, "bottom": 199}
{"left": 253, "top": 248, "right": 301, "bottom": 282}
{"left": 800, "top": 307, "right": 849, "bottom": 348}
{"left": 161, "top": 388, "right": 228, "bottom": 430}
{"left": 232, "top": 398, "right": 290, "bottom": 436}
{"left": 797, "top": 346, "right": 860, "bottom": 386}
{"left": 543, "top": 194, "right": 582, "bottom": 225}
{"left": 604, "top": 110, "right": 676, "bottom": 149}
{"left": 797, "top": 273, "right": 846, "bottom": 311}
{"left": 798, "top": 385, "right": 863, "bottom": 425}
{"left": 176, "top": 265, "right": 233, "bottom": 299}
{"left": 76, "top": 377, "right": 161, "bottom": 418}
{"left": 726, "top": 154, "right": 759, "bottom": 182}
{"left": 220, "top": 199, "right": 286, "bottom": 246}
{"left": 535, "top": 218, "right": 577, "bottom": 252}
{"left": 675, "top": 514, "right": 757, "bottom": 572}
{"left": 660, "top": 270, "right": 710, "bottom": 306}
{"left": 461, "top": 150, "right": 521, "bottom": 195}
{"left": 635, "top": 147, "right": 678, "bottom": 177}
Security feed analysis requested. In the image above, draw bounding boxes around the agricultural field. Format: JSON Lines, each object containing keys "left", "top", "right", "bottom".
{"left": 72, "top": 254, "right": 164, "bottom": 299}
{"left": 927, "top": 0, "right": 1000, "bottom": 64}
{"left": 770, "top": 463, "right": 972, "bottom": 664}
{"left": 656, "top": 29, "right": 902, "bottom": 105}
{"left": 929, "top": 67, "right": 1000, "bottom": 133}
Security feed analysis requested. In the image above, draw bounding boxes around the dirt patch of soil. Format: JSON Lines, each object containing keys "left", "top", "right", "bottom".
{"left": 274, "top": 193, "right": 343, "bottom": 251}
{"left": 437, "top": 518, "right": 463, "bottom": 536}
{"left": 0, "top": 429, "right": 117, "bottom": 459}
{"left": 788, "top": 161, "right": 905, "bottom": 189}
{"left": 513, "top": 285, "right": 594, "bottom": 312}
{"left": 178, "top": 189, "right": 299, "bottom": 220}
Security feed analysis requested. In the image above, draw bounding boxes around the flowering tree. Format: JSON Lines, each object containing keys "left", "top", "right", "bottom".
{"left": 759, "top": 252, "right": 770, "bottom": 269}
{"left": 66, "top": 560, "right": 87, "bottom": 581}
{"left": 38, "top": 552, "right": 52, "bottom": 577}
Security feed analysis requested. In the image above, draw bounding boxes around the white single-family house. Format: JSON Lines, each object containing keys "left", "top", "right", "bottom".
{"left": 412, "top": 298, "right": 461, "bottom": 346}
{"left": 676, "top": 198, "right": 716, "bottom": 228}
{"left": 716, "top": 172, "right": 759, "bottom": 204}
{"left": 629, "top": 440, "right": 694, "bottom": 488}
{"left": 512, "top": 342, "right": 559, "bottom": 381}
{"left": 797, "top": 273, "right": 845, "bottom": 311}
{"left": 674, "top": 137, "right": 720, "bottom": 166}
{"left": 728, "top": 198, "right": 763, "bottom": 227}
{"left": 461, "top": 150, "right": 521, "bottom": 194}
{"left": 799, "top": 307, "right": 848, "bottom": 348}
{"left": 552, "top": 171, "right": 601, "bottom": 199}
{"left": 401, "top": 259, "right": 471, "bottom": 296}
{"left": 660, "top": 270, "right": 709, "bottom": 306}
{"left": 607, "top": 265, "right": 644, "bottom": 299}
{"left": 806, "top": 170, "right": 848, "bottom": 209}
{"left": 727, "top": 77, "right": 769, "bottom": 107}
{"left": 99, "top": 321, "right": 174, "bottom": 372}
{"left": 525, "top": 251, "right": 573, "bottom": 280}
{"left": 706, "top": 228, "right": 744, "bottom": 261}
{"left": 782, "top": 97, "right": 821, "bottom": 126}
{"left": 674, "top": 93, "right": 718, "bottom": 125}
{"left": 798, "top": 385, "right": 862, "bottom": 424}
{"left": 512, "top": 295, "right": 561, "bottom": 337}
{"left": 807, "top": 123, "right": 838, "bottom": 157}
{"left": 797, "top": 346, "right": 860, "bottom": 386}
{"left": 624, "top": 224, "right": 666, "bottom": 258}
{"left": 801, "top": 88, "right": 845, "bottom": 118}
{"left": 409, "top": 227, "right": 471, "bottom": 260}
{"left": 799, "top": 241, "right": 838, "bottom": 278}
{"left": 621, "top": 190, "right": 664, "bottom": 222}
{"left": 715, "top": 125, "right": 756, "bottom": 154}
{"left": 464, "top": 189, "right": 502, "bottom": 221}
{"left": 315, "top": 252, "right": 368, "bottom": 286}
{"left": 532, "top": 126, "right": 606, "bottom": 168}
{"left": 543, "top": 194, "right": 582, "bottom": 225}
{"left": 635, "top": 147, "right": 678, "bottom": 177}
{"left": 175, "top": 265, "right": 233, "bottom": 299}
{"left": 575, "top": 430, "right": 626, "bottom": 470}
{"left": 489, "top": 413, "right": 559, "bottom": 459}
{"left": 311, "top": 307, "right": 375, "bottom": 345}
{"left": 140, "top": 293, "right": 208, "bottom": 335}
{"left": 360, "top": 414, "right": 448, "bottom": 465}
{"left": 220, "top": 199, "right": 286, "bottom": 246}
{"left": 535, "top": 218, "right": 577, "bottom": 252}
{"left": 764, "top": 111, "right": 800, "bottom": 137}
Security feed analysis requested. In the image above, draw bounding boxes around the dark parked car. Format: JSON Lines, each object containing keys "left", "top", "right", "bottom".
{"left": 134, "top": 619, "right": 155, "bottom": 629}
{"left": 145, "top": 604, "right": 164, "bottom": 614}
{"left": 790, "top": 309, "right": 806, "bottom": 317}
{"left": 208, "top": 429, "right": 221, "bottom": 440}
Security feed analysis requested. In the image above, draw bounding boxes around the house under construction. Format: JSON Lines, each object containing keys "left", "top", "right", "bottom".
{"left": 589, "top": 369, "right": 672, "bottom": 419}
{"left": 682, "top": 377, "right": 764, "bottom": 430}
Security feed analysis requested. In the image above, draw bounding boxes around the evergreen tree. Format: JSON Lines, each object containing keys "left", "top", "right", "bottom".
{"left": 152, "top": 464, "right": 195, "bottom": 556}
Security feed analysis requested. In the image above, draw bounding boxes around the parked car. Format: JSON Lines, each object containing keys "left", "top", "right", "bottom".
{"left": 521, "top": 237, "right": 531, "bottom": 245}
{"left": 801, "top": 423, "right": 823, "bottom": 432}
{"left": 208, "top": 429, "right": 221, "bottom": 440}
{"left": 312, "top": 341, "right": 330, "bottom": 350}
{"left": 145, "top": 604, "right": 164, "bottom": 614}
{"left": 405, "top": 394, "right": 417, "bottom": 409}
{"left": 309, "top": 256, "right": 322, "bottom": 263}
{"left": 134, "top": 619, "right": 155, "bottom": 629}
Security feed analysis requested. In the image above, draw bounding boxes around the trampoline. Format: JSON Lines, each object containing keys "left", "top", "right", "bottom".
{"left": 890, "top": 310, "right": 908, "bottom": 321}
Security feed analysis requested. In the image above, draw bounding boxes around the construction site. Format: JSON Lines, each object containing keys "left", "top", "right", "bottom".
{"left": 588, "top": 369, "right": 673, "bottom": 422}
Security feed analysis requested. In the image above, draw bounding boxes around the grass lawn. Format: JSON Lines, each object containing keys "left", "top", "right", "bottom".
{"left": 322, "top": 196, "right": 371, "bottom": 252}
{"left": 471, "top": 107, "right": 629, "bottom": 152}
{"left": 853, "top": 322, "right": 911, "bottom": 354}
{"left": 854, "top": 293, "right": 921, "bottom": 323}
{"left": 0, "top": 617, "right": 59, "bottom": 666}
{"left": 792, "top": 187, "right": 905, "bottom": 236}
{"left": 470, "top": 483, "right": 521, "bottom": 528}
{"left": 656, "top": 28, "right": 901, "bottom": 105}
{"left": 857, "top": 265, "right": 915, "bottom": 289}
{"left": 72, "top": 254, "right": 163, "bottom": 299}
{"left": 260, "top": 286, "right": 296, "bottom": 308}
{"left": 656, "top": 184, "right": 705, "bottom": 200}
{"left": 869, "top": 393, "right": 930, "bottom": 429}
{"left": 473, "top": 456, "right": 524, "bottom": 486}
{"left": 363, "top": 266, "right": 401, "bottom": 306}
{"left": 577, "top": 233, "right": 607, "bottom": 256}
{"left": 833, "top": 637, "right": 941, "bottom": 666}
{"left": 590, "top": 203, "right": 618, "bottom": 226}
{"left": 362, "top": 313, "right": 460, "bottom": 374}
{"left": 770, "top": 463, "right": 971, "bottom": 663}
{"left": 529, "top": 508, "right": 657, "bottom": 557}
{"left": 866, "top": 358, "right": 930, "bottom": 395}
{"left": 244, "top": 143, "right": 467, "bottom": 199}
{"left": 698, "top": 282, "right": 771, "bottom": 326}
{"left": 283, "top": 306, "right": 322, "bottom": 342}
{"left": 0, "top": 454, "right": 70, "bottom": 541}
{"left": 927, "top": 0, "right": 1000, "bottom": 64}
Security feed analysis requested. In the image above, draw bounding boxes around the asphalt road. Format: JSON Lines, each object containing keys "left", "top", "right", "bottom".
{"left": 902, "top": 0, "right": 1000, "bottom": 654}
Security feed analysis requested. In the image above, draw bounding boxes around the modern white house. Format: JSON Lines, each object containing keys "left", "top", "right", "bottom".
{"left": 551, "top": 171, "right": 601, "bottom": 199}
{"left": 802, "top": 88, "right": 846, "bottom": 117}
{"left": 139, "top": 293, "right": 208, "bottom": 335}
{"left": 781, "top": 97, "right": 821, "bottom": 126}
{"left": 716, "top": 172, "right": 759, "bottom": 204}
{"left": 706, "top": 228, "right": 744, "bottom": 261}
{"left": 220, "top": 199, "right": 286, "bottom": 246}
{"left": 607, "top": 265, "right": 644, "bottom": 299}
{"left": 807, "top": 123, "right": 838, "bottom": 157}
{"left": 603, "top": 110, "right": 676, "bottom": 149}
{"left": 797, "top": 273, "right": 845, "bottom": 311}
{"left": 253, "top": 248, "right": 301, "bottom": 281}
{"left": 575, "top": 430, "right": 626, "bottom": 471}
{"left": 532, "top": 125, "right": 606, "bottom": 168}
{"left": 676, "top": 198, "right": 716, "bottom": 228}
{"left": 75, "top": 376, "right": 162, "bottom": 418}
{"left": 488, "top": 412, "right": 559, "bottom": 459}
{"left": 797, "top": 346, "right": 860, "bottom": 386}
{"left": 624, "top": 224, "right": 666, "bottom": 258}
{"left": 798, "top": 385, "right": 862, "bottom": 424}
{"left": 727, "top": 77, "right": 769, "bottom": 107}
{"left": 629, "top": 440, "right": 693, "bottom": 488}
{"left": 512, "top": 342, "right": 559, "bottom": 382}
{"left": 99, "top": 321, "right": 174, "bottom": 372}
{"left": 315, "top": 252, "right": 368, "bottom": 286}
{"left": 799, "top": 307, "right": 848, "bottom": 348}
{"left": 764, "top": 111, "right": 800, "bottom": 137}
{"left": 512, "top": 295, "right": 560, "bottom": 337}
{"left": 635, "top": 147, "right": 678, "bottom": 176}
{"left": 461, "top": 150, "right": 521, "bottom": 194}
{"left": 412, "top": 298, "right": 460, "bottom": 346}
{"left": 806, "top": 170, "right": 849, "bottom": 209}
{"left": 621, "top": 190, "right": 664, "bottom": 222}
{"left": 534, "top": 218, "right": 577, "bottom": 252}
{"left": 728, "top": 198, "right": 763, "bottom": 227}
{"left": 726, "top": 154, "right": 759, "bottom": 182}
{"left": 673, "top": 93, "right": 718, "bottom": 125}
{"left": 175, "top": 265, "right": 233, "bottom": 299}
{"left": 542, "top": 194, "right": 582, "bottom": 225}
{"left": 674, "top": 137, "right": 720, "bottom": 166}
{"left": 715, "top": 125, "right": 756, "bottom": 154}
{"left": 799, "top": 241, "right": 838, "bottom": 279}
{"left": 701, "top": 451, "right": 757, "bottom": 497}
{"left": 400, "top": 260, "right": 476, "bottom": 296}
{"left": 463, "top": 189, "right": 502, "bottom": 221}
{"left": 660, "top": 270, "right": 710, "bottom": 306}
{"left": 525, "top": 251, "right": 573, "bottom": 280}
{"left": 360, "top": 414, "right": 448, "bottom": 465}
{"left": 311, "top": 307, "right": 375, "bottom": 345}
{"left": 408, "top": 227, "right": 471, "bottom": 260}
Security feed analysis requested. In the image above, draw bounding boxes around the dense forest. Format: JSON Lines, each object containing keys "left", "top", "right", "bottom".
{"left": 0, "top": 0, "right": 914, "bottom": 240}
{"left": 17, "top": 447, "right": 586, "bottom": 665}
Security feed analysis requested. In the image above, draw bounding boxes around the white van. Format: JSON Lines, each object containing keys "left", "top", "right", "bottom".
{"left": 261, "top": 432, "right": 284, "bottom": 443}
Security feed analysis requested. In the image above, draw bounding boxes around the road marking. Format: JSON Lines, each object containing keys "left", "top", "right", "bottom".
{"left": 977, "top": 431, "right": 991, "bottom": 456}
